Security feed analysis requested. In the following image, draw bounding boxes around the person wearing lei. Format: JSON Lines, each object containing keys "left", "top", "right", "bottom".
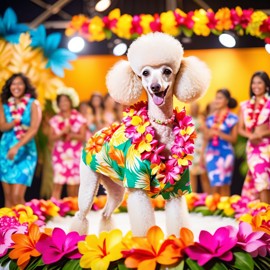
{"left": 82, "top": 101, "right": 195, "bottom": 200}
{"left": 0, "top": 73, "right": 41, "bottom": 207}
{"left": 201, "top": 89, "right": 239, "bottom": 196}
{"left": 238, "top": 71, "right": 270, "bottom": 204}
{"left": 49, "top": 87, "right": 86, "bottom": 200}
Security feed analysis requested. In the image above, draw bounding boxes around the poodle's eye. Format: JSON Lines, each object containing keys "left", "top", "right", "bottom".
{"left": 142, "top": 70, "right": 149, "bottom": 77}
{"left": 163, "top": 69, "right": 172, "bottom": 75}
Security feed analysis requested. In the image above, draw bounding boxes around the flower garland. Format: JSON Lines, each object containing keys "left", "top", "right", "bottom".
{"left": 212, "top": 108, "right": 230, "bottom": 146}
{"left": 246, "top": 93, "right": 269, "bottom": 133}
{"left": 122, "top": 101, "right": 195, "bottom": 185}
{"left": 0, "top": 194, "right": 269, "bottom": 270}
{"left": 66, "top": 7, "right": 270, "bottom": 43}
{"left": 7, "top": 94, "right": 31, "bottom": 139}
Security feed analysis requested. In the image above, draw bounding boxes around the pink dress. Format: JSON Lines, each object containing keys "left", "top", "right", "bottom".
{"left": 49, "top": 110, "right": 86, "bottom": 185}
{"left": 241, "top": 98, "right": 270, "bottom": 200}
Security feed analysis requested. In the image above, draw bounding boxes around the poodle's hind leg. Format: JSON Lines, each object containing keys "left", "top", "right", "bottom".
{"left": 70, "top": 159, "right": 99, "bottom": 235}
{"left": 99, "top": 176, "right": 125, "bottom": 232}
{"left": 127, "top": 189, "right": 155, "bottom": 236}
{"left": 165, "top": 196, "right": 190, "bottom": 237}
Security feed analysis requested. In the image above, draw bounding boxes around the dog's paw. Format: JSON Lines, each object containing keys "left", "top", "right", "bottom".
{"left": 69, "top": 212, "right": 89, "bottom": 235}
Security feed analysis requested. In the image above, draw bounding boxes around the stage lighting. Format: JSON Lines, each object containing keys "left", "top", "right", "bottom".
{"left": 219, "top": 32, "right": 237, "bottom": 48}
{"left": 67, "top": 36, "right": 85, "bottom": 53}
{"left": 95, "top": 0, "right": 111, "bottom": 12}
{"left": 113, "top": 42, "right": 127, "bottom": 56}
{"left": 265, "top": 44, "right": 270, "bottom": 54}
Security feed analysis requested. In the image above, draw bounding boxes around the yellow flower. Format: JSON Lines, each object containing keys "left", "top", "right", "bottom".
{"left": 123, "top": 109, "right": 134, "bottom": 118}
{"left": 108, "top": 8, "right": 121, "bottom": 20}
{"left": 193, "top": 9, "right": 210, "bottom": 36}
{"left": 205, "top": 193, "right": 221, "bottom": 211}
{"left": 180, "top": 125, "right": 195, "bottom": 136}
{"left": 13, "top": 205, "right": 38, "bottom": 224}
{"left": 39, "top": 200, "right": 60, "bottom": 217}
{"left": 89, "top": 16, "right": 106, "bottom": 41}
{"left": 131, "top": 116, "right": 150, "bottom": 134}
{"left": 177, "top": 154, "right": 193, "bottom": 166}
{"left": 79, "top": 229, "right": 124, "bottom": 270}
{"left": 137, "top": 133, "right": 153, "bottom": 153}
{"left": 246, "top": 11, "right": 267, "bottom": 37}
{"left": 217, "top": 196, "right": 235, "bottom": 216}
{"left": 140, "top": 14, "right": 154, "bottom": 34}
{"left": 150, "top": 163, "right": 166, "bottom": 177}
{"left": 0, "top": 207, "right": 16, "bottom": 217}
{"left": 215, "top": 8, "right": 232, "bottom": 31}
{"left": 160, "top": 11, "right": 180, "bottom": 36}
{"left": 115, "top": 14, "right": 133, "bottom": 39}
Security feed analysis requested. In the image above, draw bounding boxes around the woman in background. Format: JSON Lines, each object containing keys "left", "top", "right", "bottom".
{"left": 0, "top": 73, "right": 41, "bottom": 207}
{"left": 49, "top": 87, "right": 86, "bottom": 199}
{"left": 202, "top": 89, "right": 238, "bottom": 196}
{"left": 88, "top": 92, "right": 105, "bottom": 131}
{"left": 238, "top": 71, "right": 270, "bottom": 203}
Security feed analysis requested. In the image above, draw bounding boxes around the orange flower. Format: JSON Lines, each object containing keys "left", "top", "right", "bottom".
{"left": 39, "top": 199, "right": 60, "bottom": 217}
{"left": 215, "top": 7, "right": 232, "bottom": 31}
{"left": 205, "top": 193, "right": 221, "bottom": 212}
{"left": 9, "top": 223, "right": 41, "bottom": 270}
{"left": 124, "top": 226, "right": 181, "bottom": 270}
{"left": 170, "top": 227, "right": 194, "bottom": 258}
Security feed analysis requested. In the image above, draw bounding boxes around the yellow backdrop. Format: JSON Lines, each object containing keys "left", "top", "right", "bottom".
{"left": 62, "top": 47, "right": 270, "bottom": 112}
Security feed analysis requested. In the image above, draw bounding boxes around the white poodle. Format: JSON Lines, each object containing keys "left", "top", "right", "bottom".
{"left": 71, "top": 32, "right": 211, "bottom": 237}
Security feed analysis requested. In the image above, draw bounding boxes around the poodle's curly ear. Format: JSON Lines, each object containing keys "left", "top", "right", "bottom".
{"left": 106, "top": 60, "right": 143, "bottom": 105}
{"left": 174, "top": 56, "right": 211, "bottom": 103}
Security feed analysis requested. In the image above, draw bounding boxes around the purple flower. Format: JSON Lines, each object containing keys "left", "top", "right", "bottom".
{"left": 36, "top": 227, "right": 85, "bottom": 264}
{"left": 255, "top": 233, "right": 270, "bottom": 257}
{"left": 236, "top": 222, "right": 265, "bottom": 257}
{"left": 184, "top": 226, "right": 237, "bottom": 266}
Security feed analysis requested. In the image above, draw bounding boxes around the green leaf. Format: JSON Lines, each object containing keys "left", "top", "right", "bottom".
{"left": 117, "top": 261, "right": 129, "bottom": 270}
{"left": 256, "top": 256, "right": 270, "bottom": 269}
{"left": 194, "top": 206, "right": 213, "bottom": 216}
{"left": 62, "top": 260, "right": 82, "bottom": 270}
{"left": 182, "top": 27, "right": 193, "bottom": 37}
{"left": 232, "top": 251, "right": 254, "bottom": 270}
{"left": 26, "top": 257, "right": 44, "bottom": 270}
{"left": 210, "top": 261, "right": 228, "bottom": 270}
{"left": 9, "top": 260, "right": 19, "bottom": 270}
{"left": 185, "top": 258, "right": 204, "bottom": 270}
{"left": 160, "top": 260, "right": 184, "bottom": 270}
{"left": 0, "top": 253, "right": 11, "bottom": 266}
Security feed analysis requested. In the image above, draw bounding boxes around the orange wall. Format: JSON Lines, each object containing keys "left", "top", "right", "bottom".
{"left": 63, "top": 47, "right": 270, "bottom": 111}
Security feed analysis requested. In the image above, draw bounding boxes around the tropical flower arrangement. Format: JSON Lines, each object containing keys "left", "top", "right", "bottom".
{"left": 0, "top": 8, "right": 76, "bottom": 106}
{"left": 66, "top": 7, "right": 270, "bottom": 43}
{"left": 0, "top": 194, "right": 269, "bottom": 270}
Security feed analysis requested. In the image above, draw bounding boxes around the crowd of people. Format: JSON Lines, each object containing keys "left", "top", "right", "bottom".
{"left": 0, "top": 71, "right": 269, "bottom": 207}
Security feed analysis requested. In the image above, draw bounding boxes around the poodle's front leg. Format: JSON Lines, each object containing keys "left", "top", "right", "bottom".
{"left": 165, "top": 196, "right": 190, "bottom": 237}
{"left": 70, "top": 159, "right": 99, "bottom": 235}
{"left": 127, "top": 189, "right": 155, "bottom": 236}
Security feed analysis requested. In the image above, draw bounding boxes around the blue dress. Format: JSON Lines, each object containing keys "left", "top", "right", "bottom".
{"left": 205, "top": 112, "right": 238, "bottom": 187}
{"left": 0, "top": 98, "right": 37, "bottom": 186}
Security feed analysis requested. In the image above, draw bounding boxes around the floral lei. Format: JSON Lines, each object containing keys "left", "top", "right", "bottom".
{"left": 122, "top": 101, "right": 196, "bottom": 185}
{"left": 246, "top": 93, "right": 269, "bottom": 133}
{"left": 7, "top": 93, "right": 31, "bottom": 139}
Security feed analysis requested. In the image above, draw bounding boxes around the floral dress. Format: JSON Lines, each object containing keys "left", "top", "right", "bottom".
{"left": 82, "top": 102, "right": 195, "bottom": 199}
{"left": 0, "top": 99, "right": 37, "bottom": 186}
{"left": 241, "top": 98, "right": 270, "bottom": 200}
{"left": 205, "top": 113, "right": 238, "bottom": 187}
{"left": 49, "top": 110, "right": 86, "bottom": 185}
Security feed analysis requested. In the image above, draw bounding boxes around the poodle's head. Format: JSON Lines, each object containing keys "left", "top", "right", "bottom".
{"left": 106, "top": 32, "right": 211, "bottom": 106}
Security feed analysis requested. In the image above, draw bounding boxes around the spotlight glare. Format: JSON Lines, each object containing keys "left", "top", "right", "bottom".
{"left": 68, "top": 36, "right": 85, "bottom": 53}
{"left": 219, "top": 33, "right": 236, "bottom": 48}
{"left": 113, "top": 43, "right": 127, "bottom": 56}
{"left": 95, "top": 0, "right": 111, "bottom": 12}
{"left": 265, "top": 44, "right": 270, "bottom": 54}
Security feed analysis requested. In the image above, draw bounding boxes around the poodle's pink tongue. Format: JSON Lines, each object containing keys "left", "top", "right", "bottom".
{"left": 153, "top": 95, "right": 164, "bottom": 105}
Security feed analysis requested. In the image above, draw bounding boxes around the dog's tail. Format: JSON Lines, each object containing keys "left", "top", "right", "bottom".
{"left": 69, "top": 159, "right": 99, "bottom": 235}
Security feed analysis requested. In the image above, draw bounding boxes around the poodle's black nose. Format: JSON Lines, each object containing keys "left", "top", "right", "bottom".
{"left": 150, "top": 83, "right": 161, "bottom": 93}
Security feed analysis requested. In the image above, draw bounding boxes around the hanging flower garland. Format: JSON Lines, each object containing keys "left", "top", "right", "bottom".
{"left": 0, "top": 194, "right": 269, "bottom": 270}
{"left": 66, "top": 7, "right": 270, "bottom": 43}
{"left": 0, "top": 8, "right": 77, "bottom": 106}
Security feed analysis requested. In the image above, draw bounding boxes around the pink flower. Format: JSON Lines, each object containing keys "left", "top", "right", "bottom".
{"left": 255, "top": 233, "right": 270, "bottom": 257}
{"left": 50, "top": 198, "right": 71, "bottom": 217}
{"left": 0, "top": 216, "right": 28, "bottom": 257}
{"left": 236, "top": 222, "right": 265, "bottom": 256}
{"left": 131, "top": 15, "right": 143, "bottom": 35}
{"left": 141, "top": 141, "right": 165, "bottom": 163}
{"left": 36, "top": 227, "right": 85, "bottom": 264}
{"left": 206, "top": 11, "right": 218, "bottom": 29}
{"left": 184, "top": 226, "right": 237, "bottom": 266}
{"left": 150, "top": 14, "right": 162, "bottom": 32}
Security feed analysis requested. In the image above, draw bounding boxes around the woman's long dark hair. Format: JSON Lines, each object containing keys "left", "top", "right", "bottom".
{"left": 1, "top": 73, "right": 37, "bottom": 104}
{"left": 217, "top": 88, "right": 238, "bottom": 109}
{"left": 249, "top": 71, "right": 270, "bottom": 98}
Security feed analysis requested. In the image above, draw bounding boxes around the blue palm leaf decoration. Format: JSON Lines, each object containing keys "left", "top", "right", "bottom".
{"left": 31, "top": 24, "right": 77, "bottom": 77}
{"left": 0, "top": 8, "right": 28, "bottom": 43}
